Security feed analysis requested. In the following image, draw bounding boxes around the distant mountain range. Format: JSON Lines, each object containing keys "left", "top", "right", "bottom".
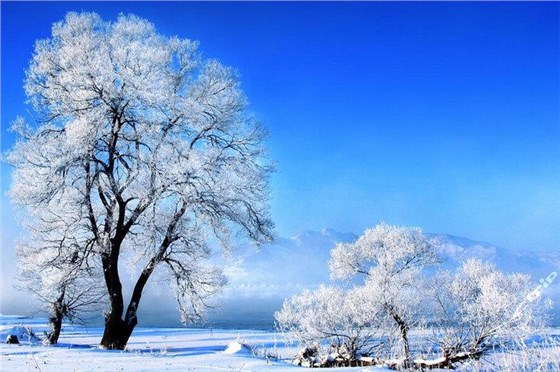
{"left": 224, "top": 228, "right": 559, "bottom": 296}
{"left": 209, "top": 228, "right": 559, "bottom": 328}
{"left": 431, "top": 233, "right": 560, "bottom": 278}
{"left": 6, "top": 227, "right": 556, "bottom": 329}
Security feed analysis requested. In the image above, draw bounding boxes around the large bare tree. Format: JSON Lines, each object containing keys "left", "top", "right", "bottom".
{"left": 7, "top": 12, "right": 273, "bottom": 350}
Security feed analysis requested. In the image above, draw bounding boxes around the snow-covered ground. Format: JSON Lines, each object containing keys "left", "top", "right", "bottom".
{"left": 0, "top": 315, "right": 390, "bottom": 371}
{"left": 2, "top": 315, "right": 560, "bottom": 371}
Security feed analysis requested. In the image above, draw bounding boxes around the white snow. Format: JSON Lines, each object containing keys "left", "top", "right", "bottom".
{"left": 0, "top": 315, "right": 390, "bottom": 371}
{"left": 223, "top": 341, "right": 252, "bottom": 355}
{"left": 3, "top": 315, "right": 560, "bottom": 371}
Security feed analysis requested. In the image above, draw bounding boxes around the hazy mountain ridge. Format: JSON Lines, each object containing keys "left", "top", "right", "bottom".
{"left": 212, "top": 228, "right": 559, "bottom": 328}
{"left": 430, "top": 233, "right": 560, "bottom": 280}
{"left": 6, "top": 228, "right": 558, "bottom": 329}
{"left": 227, "top": 228, "right": 559, "bottom": 293}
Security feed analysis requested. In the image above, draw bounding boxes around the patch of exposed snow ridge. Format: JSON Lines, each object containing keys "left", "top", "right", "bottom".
{"left": 224, "top": 341, "right": 252, "bottom": 355}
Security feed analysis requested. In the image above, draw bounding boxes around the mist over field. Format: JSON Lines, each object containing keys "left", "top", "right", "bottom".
{"left": 6, "top": 228, "right": 557, "bottom": 329}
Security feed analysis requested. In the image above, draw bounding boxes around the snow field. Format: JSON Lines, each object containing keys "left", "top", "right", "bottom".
{"left": 1, "top": 317, "right": 390, "bottom": 371}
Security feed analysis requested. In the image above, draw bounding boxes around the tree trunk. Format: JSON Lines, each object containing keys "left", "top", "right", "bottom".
{"left": 46, "top": 291, "right": 66, "bottom": 345}
{"left": 100, "top": 313, "right": 136, "bottom": 350}
{"left": 100, "top": 246, "right": 158, "bottom": 350}
{"left": 388, "top": 306, "right": 411, "bottom": 367}
{"left": 46, "top": 309, "right": 63, "bottom": 344}
{"left": 98, "top": 203, "right": 180, "bottom": 350}
{"left": 100, "top": 247, "right": 128, "bottom": 350}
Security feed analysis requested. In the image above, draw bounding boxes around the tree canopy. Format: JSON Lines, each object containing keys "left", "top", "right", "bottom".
{"left": 8, "top": 12, "right": 273, "bottom": 349}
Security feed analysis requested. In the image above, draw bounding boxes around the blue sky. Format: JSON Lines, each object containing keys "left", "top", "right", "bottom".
{"left": 2, "top": 1, "right": 559, "bottom": 253}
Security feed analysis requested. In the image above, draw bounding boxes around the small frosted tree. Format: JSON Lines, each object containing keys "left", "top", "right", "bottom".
{"left": 277, "top": 224, "right": 437, "bottom": 366}
{"left": 422, "top": 258, "right": 549, "bottom": 368}
{"left": 18, "top": 263, "right": 104, "bottom": 345}
{"left": 14, "top": 184, "right": 105, "bottom": 345}
{"left": 275, "top": 285, "right": 389, "bottom": 364}
{"left": 329, "top": 224, "right": 437, "bottom": 365}
{"left": 8, "top": 12, "right": 272, "bottom": 350}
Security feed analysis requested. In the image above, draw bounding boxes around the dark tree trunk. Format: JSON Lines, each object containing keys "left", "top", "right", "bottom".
{"left": 99, "top": 240, "right": 160, "bottom": 350}
{"left": 46, "top": 290, "right": 67, "bottom": 345}
{"left": 98, "top": 199, "right": 182, "bottom": 350}
{"left": 46, "top": 307, "right": 64, "bottom": 344}
{"left": 100, "top": 314, "right": 136, "bottom": 350}
{"left": 100, "top": 244, "right": 127, "bottom": 350}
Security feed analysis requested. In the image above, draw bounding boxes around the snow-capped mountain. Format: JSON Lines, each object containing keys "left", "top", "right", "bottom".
{"left": 431, "top": 233, "right": 560, "bottom": 279}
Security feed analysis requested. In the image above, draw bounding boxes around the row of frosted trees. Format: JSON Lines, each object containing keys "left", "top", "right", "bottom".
{"left": 275, "top": 224, "right": 550, "bottom": 369}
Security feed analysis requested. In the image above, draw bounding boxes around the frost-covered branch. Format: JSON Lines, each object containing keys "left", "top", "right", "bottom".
{"left": 422, "top": 258, "right": 550, "bottom": 368}
{"left": 8, "top": 11, "right": 273, "bottom": 350}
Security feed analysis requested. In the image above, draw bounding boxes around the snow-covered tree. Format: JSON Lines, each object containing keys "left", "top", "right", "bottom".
{"left": 423, "top": 258, "right": 549, "bottom": 368}
{"left": 276, "top": 224, "right": 437, "bottom": 366}
{"left": 18, "top": 258, "right": 104, "bottom": 345}
{"left": 329, "top": 224, "right": 437, "bottom": 366}
{"left": 275, "top": 285, "right": 389, "bottom": 364}
{"left": 7, "top": 12, "right": 273, "bottom": 349}
{"left": 13, "top": 170, "right": 106, "bottom": 345}
{"left": 277, "top": 224, "right": 551, "bottom": 369}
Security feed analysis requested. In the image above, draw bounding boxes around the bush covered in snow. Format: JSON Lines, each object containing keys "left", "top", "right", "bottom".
{"left": 276, "top": 223, "right": 552, "bottom": 370}
{"left": 276, "top": 285, "right": 388, "bottom": 365}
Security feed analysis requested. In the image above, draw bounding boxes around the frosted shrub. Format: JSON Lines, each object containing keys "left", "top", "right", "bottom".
{"left": 277, "top": 224, "right": 551, "bottom": 370}
{"left": 277, "top": 224, "right": 437, "bottom": 367}
{"left": 276, "top": 285, "right": 388, "bottom": 365}
{"left": 423, "top": 258, "right": 550, "bottom": 368}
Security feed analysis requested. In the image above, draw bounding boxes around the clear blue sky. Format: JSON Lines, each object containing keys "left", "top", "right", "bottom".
{"left": 2, "top": 2, "right": 559, "bottom": 252}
